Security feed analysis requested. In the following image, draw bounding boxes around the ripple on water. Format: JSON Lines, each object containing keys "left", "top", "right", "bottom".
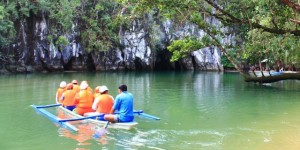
{"left": 225, "top": 127, "right": 300, "bottom": 150}
{"left": 117, "top": 129, "right": 228, "bottom": 150}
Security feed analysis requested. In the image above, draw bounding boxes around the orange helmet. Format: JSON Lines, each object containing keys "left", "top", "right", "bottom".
{"left": 67, "top": 83, "right": 73, "bottom": 90}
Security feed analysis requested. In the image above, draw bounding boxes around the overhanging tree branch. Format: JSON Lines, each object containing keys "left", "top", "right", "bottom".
{"left": 281, "top": 0, "right": 300, "bottom": 12}
{"left": 204, "top": 0, "right": 300, "bottom": 36}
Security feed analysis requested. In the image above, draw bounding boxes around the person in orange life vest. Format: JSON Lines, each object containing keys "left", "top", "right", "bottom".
{"left": 94, "top": 86, "right": 101, "bottom": 98}
{"left": 61, "top": 83, "right": 77, "bottom": 111}
{"left": 56, "top": 81, "right": 67, "bottom": 104}
{"left": 84, "top": 86, "right": 114, "bottom": 120}
{"left": 92, "top": 85, "right": 114, "bottom": 114}
{"left": 72, "top": 80, "right": 80, "bottom": 93}
{"left": 74, "top": 81, "right": 95, "bottom": 115}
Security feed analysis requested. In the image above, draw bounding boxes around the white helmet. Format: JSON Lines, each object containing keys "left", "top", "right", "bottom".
{"left": 99, "top": 86, "right": 109, "bottom": 93}
{"left": 60, "top": 81, "right": 67, "bottom": 88}
{"left": 80, "top": 81, "right": 88, "bottom": 90}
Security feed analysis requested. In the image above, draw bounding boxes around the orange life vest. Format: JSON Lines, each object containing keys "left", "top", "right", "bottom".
{"left": 95, "top": 94, "right": 114, "bottom": 114}
{"left": 62, "top": 90, "right": 76, "bottom": 106}
{"left": 56, "top": 87, "right": 66, "bottom": 104}
{"left": 87, "top": 86, "right": 93, "bottom": 93}
{"left": 73, "top": 85, "right": 80, "bottom": 93}
{"left": 74, "top": 90, "right": 94, "bottom": 115}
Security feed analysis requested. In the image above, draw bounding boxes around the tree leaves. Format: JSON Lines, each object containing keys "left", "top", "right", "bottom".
{"left": 168, "top": 36, "right": 209, "bottom": 62}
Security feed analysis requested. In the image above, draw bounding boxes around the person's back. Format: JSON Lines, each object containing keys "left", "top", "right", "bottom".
{"left": 75, "top": 90, "right": 94, "bottom": 107}
{"left": 114, "top": 91, "right": 134, "bottom": 122}
{"left": 92, "top": 86, "right": 114, "bottom": 114}
{"left": 104, "top": 84, "right": 134, "bottom": 123}
{"left": 96, "top": 94, "right": 114, "bottom": 114}
{"left": 61, "top": 83, "right": 77, "bottom": 111}
{"left": 73, "top": 85, "right": 80, "bottom": 93}
{"left": 62, "top": 90, "right": 77, "bottom": 107}
{"left": 74, "top": 82, "right": 94, "bottom": 115}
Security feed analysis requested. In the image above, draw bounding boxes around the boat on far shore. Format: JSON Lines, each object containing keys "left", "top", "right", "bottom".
{"left": 248, "top": 70, "right": 299, "bottom": 78}
{"left": 244, "top": 70, "right": 300, "bottom": 83}
{"left": 248, "top": 71, "right": 282, "bottom": 77}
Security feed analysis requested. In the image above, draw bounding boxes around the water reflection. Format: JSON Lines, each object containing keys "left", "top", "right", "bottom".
{"left": 58, "top": 125, "right": 107, "bottom": 146}
{"left": 56, "top": 110, "right": 108, "bottom": 148}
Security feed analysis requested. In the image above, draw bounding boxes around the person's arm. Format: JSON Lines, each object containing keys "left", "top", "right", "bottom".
{"left": 110, "top": 96, "right": 119, "bottom": 114}
{"left": 109, "top": 108, "right": 115, "bottom": 114}
{"left": 92, "top": 98, "right": 99, "bottom": 110}
{"left": 55, "top": 92, "right": 59, "bottom": 104}
{"left": 60, "top": 92, "right": 65, "bottom": 101}
{"left": 110, "top": 95, "right": 115, "bottom": 101}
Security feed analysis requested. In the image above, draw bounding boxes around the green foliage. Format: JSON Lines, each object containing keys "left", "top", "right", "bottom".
{"left": 48, "top": 0, "right": 81, "bottom": 34}
{"left": 76, "top": 0, "right": 130, "bottom": 52}
{"left": 124, "top": 0, "right": 300, "bottom": 70}
{"left": 0, "top": 0, "right": 130, "bottom": 53}
{"left": 168, "top": 37, "right": 206, "bottom": 62}
{"left": 243, "top": 29, "right": 300, "bottom": 66}
{"left": 55, "top": 35, "right": 69, "bottom": 51}
{"left": 0, "top": 3, "right": 16, "bottom": 45}
{"left": 221, "top": 52, "right": 235, "bottom": 69}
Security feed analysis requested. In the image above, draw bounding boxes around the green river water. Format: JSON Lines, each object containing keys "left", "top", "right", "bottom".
{"left": 0, "top": 71, "right": 300, "bottom": 150}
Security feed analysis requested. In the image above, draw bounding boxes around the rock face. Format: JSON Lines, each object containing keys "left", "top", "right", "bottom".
{"left": 0, "top": 12, "right": 227, "bottom": 73}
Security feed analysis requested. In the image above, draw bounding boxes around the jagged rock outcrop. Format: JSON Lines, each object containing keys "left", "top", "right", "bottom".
{"left": 0, "top": 11, "right": 227, "bottom": 73}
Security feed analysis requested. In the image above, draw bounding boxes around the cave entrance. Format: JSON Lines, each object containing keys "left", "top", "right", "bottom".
{"left": 63, "top": 57, "right": 73, "bottom": 71}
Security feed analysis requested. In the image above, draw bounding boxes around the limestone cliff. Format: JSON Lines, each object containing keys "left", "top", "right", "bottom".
{"left": 0, "top": 12, "right": 227, "bottom": 73}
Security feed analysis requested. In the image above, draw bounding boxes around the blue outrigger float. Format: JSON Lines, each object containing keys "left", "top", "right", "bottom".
{"left": 31, "top": 103, "right": 160, "bottom": 132}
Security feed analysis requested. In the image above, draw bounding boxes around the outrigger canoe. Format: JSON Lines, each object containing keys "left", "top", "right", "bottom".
{"left": 57, "top": 106, "right": 138, "bottom": 130}
{"left": 31, "top": 103, "right": 160, "bottom": 132}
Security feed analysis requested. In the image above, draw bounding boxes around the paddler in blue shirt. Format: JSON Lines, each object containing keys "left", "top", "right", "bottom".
{"left": 104, "top": 84, "right": 134, "bottom": 122}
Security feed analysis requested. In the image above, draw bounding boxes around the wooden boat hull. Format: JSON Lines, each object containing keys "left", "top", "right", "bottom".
{"left": 245, "top": 71, "right": 300, "bottom": 83}
{"left": 248, "top": 71, "right": 283, "bottom": 77}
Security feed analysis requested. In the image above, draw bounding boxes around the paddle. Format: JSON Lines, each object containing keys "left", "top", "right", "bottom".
{"left": 93, "top": 121, "right": 110, "bottom": 138}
